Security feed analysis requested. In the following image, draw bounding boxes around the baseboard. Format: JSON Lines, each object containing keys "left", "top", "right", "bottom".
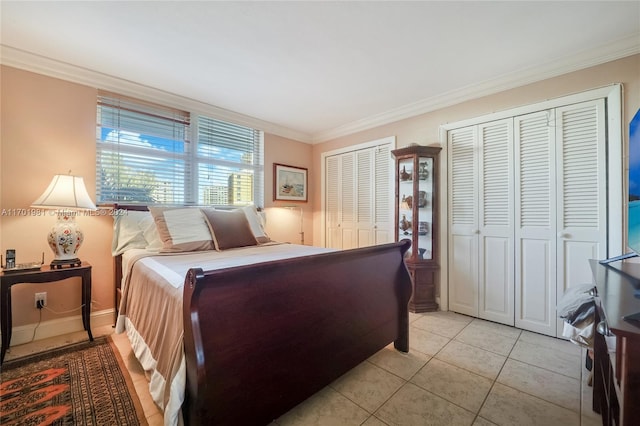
{"left": 3, "top": 309, "right": 115, "bottom": 346}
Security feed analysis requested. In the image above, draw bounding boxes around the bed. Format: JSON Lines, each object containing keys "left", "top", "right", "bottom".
{"left": 112, "top": 204, "right": 412, "bottom": 425}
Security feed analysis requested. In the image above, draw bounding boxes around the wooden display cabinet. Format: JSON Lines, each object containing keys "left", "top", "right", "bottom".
{"left": 392, "top": 145, "right": 442, "bottom": 313}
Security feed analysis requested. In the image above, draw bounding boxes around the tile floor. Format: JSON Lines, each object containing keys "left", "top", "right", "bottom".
{"left": 4, "top": 311, "right": 602, "bottom": 426}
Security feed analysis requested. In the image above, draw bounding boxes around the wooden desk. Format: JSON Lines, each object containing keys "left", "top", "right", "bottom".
{"left": 590, "top": 259, "right": 640, "bottom": 426}
{"left": 1, "top": 263, "right": 93, "bottom": 364}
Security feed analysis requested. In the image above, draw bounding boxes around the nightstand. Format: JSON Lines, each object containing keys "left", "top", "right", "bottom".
{"left": 1, "top": 262, "right": 93, "bottom": 364}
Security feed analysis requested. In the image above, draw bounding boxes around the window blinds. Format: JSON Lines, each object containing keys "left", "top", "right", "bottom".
{"left": 96, "top": 92, "right": 263, "bottom": 206}
{"left": 96, "top": 92, "right": 191, "bottom": 204}
{"left": 196, "top": 116, "right": 263, "bottom": 206}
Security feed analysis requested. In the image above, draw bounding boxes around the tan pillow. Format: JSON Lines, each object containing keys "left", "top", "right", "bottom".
{"left": 201, "top": 208, "right": 258, "bottom": 251}
{"left": 149, "top": 207, "right": 214, "bottom": 252}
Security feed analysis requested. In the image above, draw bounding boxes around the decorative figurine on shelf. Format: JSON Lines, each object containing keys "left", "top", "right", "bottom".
{"left": 418, "top": 248, "right": 427, "bottom": 259}
{"left": 400, "top": 214, "right": 411, "bottom": 234}
{"left": 418, "top": 222, "right": 429, "bottom": 235}
{"left": 418, "top": 162, "right": 429, "bottom": 180}
{"left": 400, "top": 165, "right": 411, "bottom": 181}
{"left": 418, "top": 191, "right": 428, "bottom": 208}
{"left": 405, "top": 195, "right": 413, "bottom": 209}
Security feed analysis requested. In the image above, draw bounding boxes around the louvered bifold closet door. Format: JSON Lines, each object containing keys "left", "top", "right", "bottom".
{"left": 340, "top": 152, "right": 357, "bottom": 249}
{"left": 448, "top": 126, "right": 479, "bottom": 317}
{"left": 355, "top": 149, "right": 374, "bottom": 247}
{"left": 478, "top": 119, "right": 515, "bottom": 325}
{"left": 325, "top": 155, "right": 343, "bottom": 249}
{"left": 514, "top": 110, "right": 557, "bottom": 335}
{"left": 373, "top": 144, "right": 393, "bottom": 245}
{"left": 555, "top": 99, "right": 607, "bottom": 335}
{"left": 325, "top": 151, "right": 357, "bottom": 250}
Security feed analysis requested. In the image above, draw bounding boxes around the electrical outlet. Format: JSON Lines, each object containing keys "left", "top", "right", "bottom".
{"left": 35, "top": 292, "right": 47, "bottom": 308}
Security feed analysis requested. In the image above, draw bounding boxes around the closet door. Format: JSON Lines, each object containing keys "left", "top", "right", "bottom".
{"left": 325, "top": 154, "right": 342, "bottom": 249}
{"left": 325, "top": 144, "right": 393, "bottom": 249}
{"left": 478, "top": 119, "right": 514, "bottom": 325}
{"left": 355, "top": 149, "right": 375, "bottom": 247}
{"left": 514, "top": 100, "right": 607, "bottom": 336}
{"left": 448, "top": 120, "right": 514, "bottom": 324}
{"left": 448, "top": 126, "right": 479, "bottom": 316}
{"left": 325, "top": 153, "right": 356, "bottom": 249}
{"left": 555, "top": 99, "right": 607, "bottom": 335}
{"left": 514, "top": 110, "right": 557, "bottom": 335}
{"left": 372, "top": 144, "right": 393, "bottom": 245}
{"left": 448, "top": 94, "right": 611, "bottom": 336}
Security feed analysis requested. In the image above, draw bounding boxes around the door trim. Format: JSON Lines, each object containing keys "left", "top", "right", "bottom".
{"left": 440, "top": 84, "right": 623, "bottom": 315}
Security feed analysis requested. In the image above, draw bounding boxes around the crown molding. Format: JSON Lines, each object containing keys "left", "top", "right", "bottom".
{"left": 3, "top": 33, "right": 638, "bottom": 146}
{"left": 0, "top": 45, "right": 313, "bottom": 144}
{"left": 311, "top": 33, "right": 640, "bottom": 144}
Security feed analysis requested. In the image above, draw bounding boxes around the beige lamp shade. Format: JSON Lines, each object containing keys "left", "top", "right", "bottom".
{"left": 31, "top": 175, "right": 96, "bottom": 267}
{"left": 32, "top": 175, "right": 97, "bottom": 210}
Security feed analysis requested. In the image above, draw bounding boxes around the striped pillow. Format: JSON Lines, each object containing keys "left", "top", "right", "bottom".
{"left": 149, "top": 207, "right": 214, "bottom": 252}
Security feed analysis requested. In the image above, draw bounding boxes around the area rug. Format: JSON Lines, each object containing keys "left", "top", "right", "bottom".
{"left": 0, "top": 335, "right": 147, "bottom": 425}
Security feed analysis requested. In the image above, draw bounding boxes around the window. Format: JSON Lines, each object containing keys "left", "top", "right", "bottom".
{"left": 96, "top": 92, "right": 263, "bottom": 206}
{"left": 196, "top": 115, "right": 263, "bottom": 206}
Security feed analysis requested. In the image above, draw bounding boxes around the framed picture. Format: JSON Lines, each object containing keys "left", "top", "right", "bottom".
{"left": 274, "top": 163, "right": 308, "bottom": 202}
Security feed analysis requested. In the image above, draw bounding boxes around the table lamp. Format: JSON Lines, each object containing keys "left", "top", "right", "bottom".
{"left": 31, "top": 174, "right": 97, "bottom": 268}
{"left": 283, "top": 205, "right": 304, "bottom": 245}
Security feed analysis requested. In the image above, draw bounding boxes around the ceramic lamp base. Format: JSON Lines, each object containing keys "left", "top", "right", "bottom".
{"left": 47, "top": 212, "right": 84, "bottom": 267}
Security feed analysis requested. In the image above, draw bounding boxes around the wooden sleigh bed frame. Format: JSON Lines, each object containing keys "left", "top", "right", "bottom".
{"left": 113, "top": 205, "right": 412, "bottom": 425}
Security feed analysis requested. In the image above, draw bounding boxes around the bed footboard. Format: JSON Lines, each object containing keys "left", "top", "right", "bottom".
{"left": 182, "top": 240, "right": 412, "bottom": 425}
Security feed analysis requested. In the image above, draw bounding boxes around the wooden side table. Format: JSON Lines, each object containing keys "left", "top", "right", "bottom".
{"left": 1, "top": 262, "right": 93, "bottom": 363}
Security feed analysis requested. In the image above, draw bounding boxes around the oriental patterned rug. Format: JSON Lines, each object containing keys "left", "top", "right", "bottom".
{"left": 0, "top": 335, "right": 147, "bottom": 425}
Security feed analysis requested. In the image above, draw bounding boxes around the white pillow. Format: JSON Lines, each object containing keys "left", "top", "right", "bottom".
{"left": 142, "top": 218, "right": 163, "bottom": 251}
{"left": 242, "top": 205, "right": 271, "bottom": 244}
{"left": 111, "top": 210, "right": 154, "bottom": 256}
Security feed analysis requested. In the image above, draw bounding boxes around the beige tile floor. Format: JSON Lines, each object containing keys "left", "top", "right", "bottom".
{"left": 4, "top": 311, "right": 602, "bottom": 426}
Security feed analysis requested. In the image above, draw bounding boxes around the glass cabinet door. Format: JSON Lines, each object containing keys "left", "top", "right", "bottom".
{"left": 397, "top": 156, "right": 433, "bottom": 260}
{"left": 416, "top": 156, "right": 433, "bottom": 260}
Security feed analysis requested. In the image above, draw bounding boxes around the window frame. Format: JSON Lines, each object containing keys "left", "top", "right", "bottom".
{"left": 96, "top": 92, "right": 264, "bottom": 207}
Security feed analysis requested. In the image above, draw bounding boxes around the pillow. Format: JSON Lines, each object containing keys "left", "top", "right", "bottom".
{"left": 149, "top": 207, "right": 214, "bottom": 252}
{"left": 142, "top": 218, "right": 163, "bottom": 252}
{"left": 111, "top": 210, "right": 154, "bottom": 255}
{"left": 201, "top": 208, "right": 258, "bottom": 250}
{"left": 241, "top": 205, "right": 271, "bottom": 244}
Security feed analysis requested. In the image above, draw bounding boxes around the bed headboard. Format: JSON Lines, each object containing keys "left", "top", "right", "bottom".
{"left": 110, "top": 203, "right": 265, "bottom": 324}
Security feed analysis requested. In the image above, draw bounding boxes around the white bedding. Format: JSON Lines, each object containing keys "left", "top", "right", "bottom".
{"left": 115, "top": 243, "right": 334, "bottom": 426}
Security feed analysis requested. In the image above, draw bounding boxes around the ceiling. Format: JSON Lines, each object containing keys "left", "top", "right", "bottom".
{"left": 2, "top": 1, "right": 639, "bottom": 143}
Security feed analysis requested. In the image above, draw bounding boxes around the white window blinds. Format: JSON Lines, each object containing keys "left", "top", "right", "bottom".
{"left": 96, "top": 93, "right": 191, "bottom": 204}
{"left": 196, "top": 116, "right": 263, "bottom": 206}
{"left": 96, "top": 92, "right": 264, "bottom": 206}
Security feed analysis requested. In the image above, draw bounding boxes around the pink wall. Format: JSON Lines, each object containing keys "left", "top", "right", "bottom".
{"left": 0, "top": 66, "right": 313, "bottom": 332}
{"left": 263, "top": 133, "right": 313, "bottom": 244}
{"left": 1, "top": 66, "right": 113, "bottom": 328}
{"left": 311, "top": 54, "right": 640, "bottom": 245}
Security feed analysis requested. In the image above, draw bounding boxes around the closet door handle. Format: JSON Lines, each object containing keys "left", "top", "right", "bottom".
{"left": 557, "top": 232, "right": 569, "bottom": 239}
